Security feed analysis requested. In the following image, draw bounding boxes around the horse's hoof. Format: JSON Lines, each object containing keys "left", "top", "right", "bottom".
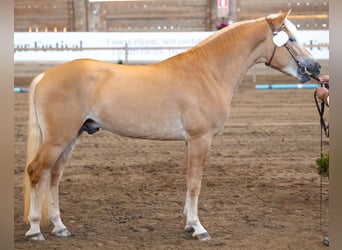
{"left": 185, "top": 226, "right": 211, "bottom": 241}
{"left": 195, "top": 232, "right": 211, "bottom": 241}
{"left": 52, "top": 228, "right": 71, "bottom": 237}
{"left": 184, "top": 226, "right": 195, "bottom": 233}
{"left": 25, "top": 232, "right": 45, "bottom": 241}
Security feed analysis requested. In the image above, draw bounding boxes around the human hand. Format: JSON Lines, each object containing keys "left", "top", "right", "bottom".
{"left": 318, "top": 75, "right": 329, "bottom": 88}
{"left": 315, "top": 87, "right": 329, "bottom": 107}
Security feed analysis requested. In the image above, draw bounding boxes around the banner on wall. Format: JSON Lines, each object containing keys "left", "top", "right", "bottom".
{"left": 217, "top": 0, "right": 229, "bottom": 17}
{"left": 14, "top": 31, "right": 329, "bottom": 63}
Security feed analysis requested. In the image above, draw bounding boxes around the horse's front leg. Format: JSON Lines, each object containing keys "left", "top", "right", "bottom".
{"left": 183, "top": 133, "right": 213, "bottom": 241}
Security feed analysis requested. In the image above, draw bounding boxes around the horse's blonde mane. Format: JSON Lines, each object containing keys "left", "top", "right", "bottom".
{"left": 192, "top": 20, "right": 253, "bottom": 49}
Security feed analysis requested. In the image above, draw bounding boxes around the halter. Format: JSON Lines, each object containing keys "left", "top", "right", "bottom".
{"left": 265, "top": 18, "right": 318, "bottom": 80}
{"left": 265, "top": 17, "right": 328, "bottom": 134}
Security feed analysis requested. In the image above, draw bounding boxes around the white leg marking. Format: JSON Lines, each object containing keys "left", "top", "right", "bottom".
{"left": 25, "top": 187, "right": 45, "bottom": 241}
{"left": 50, "top": 185, "right": 70, "bottom": 237}
{"left": 184, "top": 191, "right": 210, "bottom": 240}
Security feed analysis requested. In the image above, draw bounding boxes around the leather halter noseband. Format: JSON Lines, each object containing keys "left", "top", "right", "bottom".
{"left": 264, "top": 17, "right": 314, "bottom": 79}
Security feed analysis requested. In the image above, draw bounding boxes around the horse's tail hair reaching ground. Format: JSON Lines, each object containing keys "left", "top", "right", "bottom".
{"left": 24, "top": 73, "right": 51, "bottom": 225}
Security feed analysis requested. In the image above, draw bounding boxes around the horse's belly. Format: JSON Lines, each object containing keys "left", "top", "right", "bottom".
{"left": 98, "top": 113, "right": 186, "bottom": 140}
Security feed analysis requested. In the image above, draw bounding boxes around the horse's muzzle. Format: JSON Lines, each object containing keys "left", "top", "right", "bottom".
{"left": 298, "top": 61, "right": 321, "bottom": 83}
{"left": 310, "top": 62, "right": 322, "bottom": 77}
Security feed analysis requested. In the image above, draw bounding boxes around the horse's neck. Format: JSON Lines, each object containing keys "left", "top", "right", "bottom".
{"left": 193, "top": 19, "right": 268, "bottom": 91}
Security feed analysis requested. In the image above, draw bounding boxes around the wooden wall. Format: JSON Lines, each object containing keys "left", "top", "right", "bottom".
{"left": 14, "top": 0, "right": 216, "bottom": 32}
{"left": 237, "top": 0, "right": 329, "bottom": 29}
{"left": 14, "top": 0, "right": 329, "bottom": 32}
{"left": 14, "top": 0, "right": 74, "bottom": 32}
{"left": 99, "top": 0, "right": 214, "bottom": 32}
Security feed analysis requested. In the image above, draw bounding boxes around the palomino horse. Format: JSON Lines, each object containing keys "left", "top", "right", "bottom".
{"left": 24, "top": 10, "right": 320, "bottom": 241}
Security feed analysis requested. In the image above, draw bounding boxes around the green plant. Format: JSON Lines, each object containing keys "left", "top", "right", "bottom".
{"left": 316, "top": 151, "right": 329, "bottom": 178}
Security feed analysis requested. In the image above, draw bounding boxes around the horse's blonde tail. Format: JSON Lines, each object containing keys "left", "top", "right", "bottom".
{"left": 24, "top": 73, "right": 50, "bottom": 225}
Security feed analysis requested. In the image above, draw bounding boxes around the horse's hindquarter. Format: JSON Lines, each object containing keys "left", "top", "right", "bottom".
{"left": 33, "top": 61, "right": 101, "bottom": 139}
{"left": 91, "top": 61, "right": 229, "bottom": 140}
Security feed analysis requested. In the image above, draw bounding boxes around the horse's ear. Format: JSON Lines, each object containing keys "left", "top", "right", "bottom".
{"left": 269, "top": 10, "right": 292, "bottom": 30}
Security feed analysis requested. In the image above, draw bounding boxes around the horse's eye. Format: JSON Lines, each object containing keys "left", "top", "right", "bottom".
{"left": 289, "top": 37, "right": 296, "bottom": 43}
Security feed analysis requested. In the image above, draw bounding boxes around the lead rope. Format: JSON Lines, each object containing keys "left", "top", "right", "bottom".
{"left": 313, "top": 87, "right": 329, "bottom": 246}
{"left": 319, "top": 111, "right": 329, "bottom": 246}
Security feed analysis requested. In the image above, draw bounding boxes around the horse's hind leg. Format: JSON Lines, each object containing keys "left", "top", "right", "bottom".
{"left": 25, "top": 138, "right": 77, "bottom": 240}
{"left": 25, "top": 143, "right": 66, "bottom": 240}
{"left": 183, "top": 133, "right": 212, "bottom": 241}
{"left": 25, "top": 174, "right": 49, "bottom": 240}
{"left": 50, "top": 138, "right": 78, "bottom": 237}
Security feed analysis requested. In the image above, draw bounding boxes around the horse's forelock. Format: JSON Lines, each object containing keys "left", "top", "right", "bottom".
{"left": 284, "top": 19, "right": 303, "bottom": 43}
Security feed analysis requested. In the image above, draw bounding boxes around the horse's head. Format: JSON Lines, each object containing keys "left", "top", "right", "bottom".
{"left": 264, "top": 10, "right": 321, "bottom": 82}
